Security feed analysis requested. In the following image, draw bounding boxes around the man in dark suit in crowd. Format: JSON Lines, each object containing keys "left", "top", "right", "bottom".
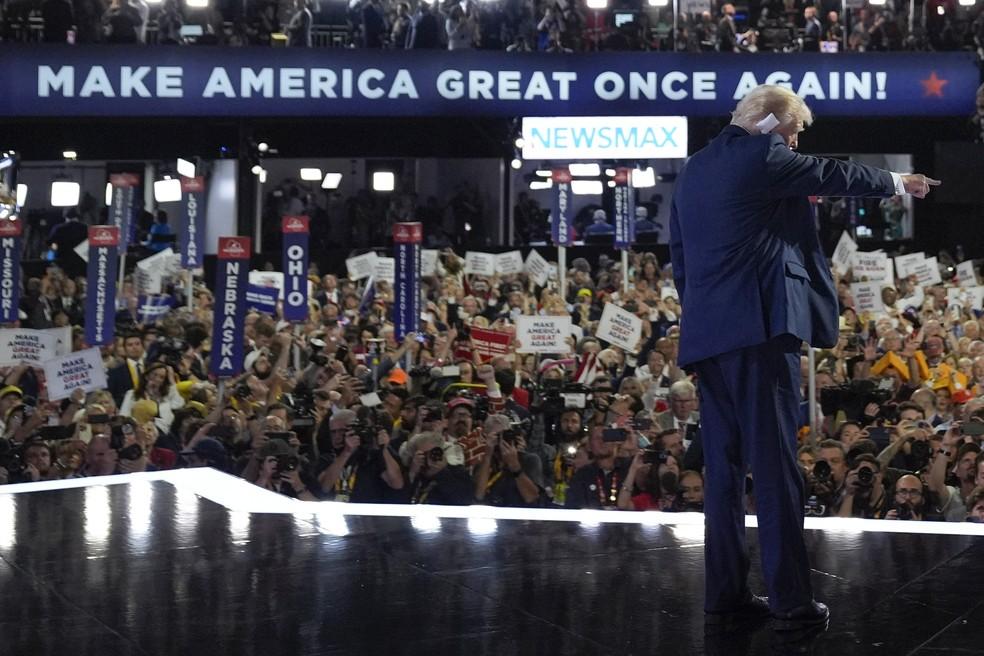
{"left": 670, "top": 85, "right": 939, "bottom": 633}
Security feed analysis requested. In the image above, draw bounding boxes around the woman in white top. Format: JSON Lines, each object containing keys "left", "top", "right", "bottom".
{"left": 120, "top": 362, "right": 185, "bottom": 432}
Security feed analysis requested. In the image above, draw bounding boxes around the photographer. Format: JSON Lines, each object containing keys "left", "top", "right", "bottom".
{"left": 807, "top": 440, "right": 849, "bottom": 515}
{"left": 565, "top": 425, "right": 631, "bottom": 510}
{"left": 473, "top": 415, "right": 543, "bottom": 507}
{"left": 401, "top": 432, "right": 474, "bottom": 505}
{"left": 877, "top": 419, "right": 935, "bottom": 473}
{"left": 885, "top": 474, "right": 942, "bottom": 521}
{"left": 837, "top": 454, "right": 888, "bottom": 519}
{"left": 618, "top": 447, "right": 680, "bottom": 511}
{"left": 315, "top": 409, "right": 404, "bottom": 502}
{"left": 927, "top": 423, "right": 970, "bottom": 521}
{"left": 252, "top": 438, "right": 318, "bottom": 500}
{"left": 539, "top": 407, "right": 586, "bottom": 506}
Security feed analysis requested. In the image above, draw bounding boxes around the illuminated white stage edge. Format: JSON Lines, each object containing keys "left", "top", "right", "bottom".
{"left": 2, "top": 469, "right": 983, "bottom": 538}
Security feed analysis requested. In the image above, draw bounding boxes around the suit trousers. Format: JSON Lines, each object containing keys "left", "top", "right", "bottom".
{"left": 694, "top": 334, "right": 813, "bottom": 614}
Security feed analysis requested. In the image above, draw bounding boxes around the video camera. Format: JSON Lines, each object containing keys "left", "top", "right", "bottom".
{"left": 819, "top": 379, "right": 894, "bottom": 421}
{"left": 531, "top": 379, "right": 592, "bottom": 416}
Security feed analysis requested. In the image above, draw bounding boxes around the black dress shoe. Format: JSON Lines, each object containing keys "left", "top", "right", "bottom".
{"left": 772, "top": 600, "right": 830, "bottom": 632}
{"left": 705, "top": 594, "right": 771, "bottom": 630}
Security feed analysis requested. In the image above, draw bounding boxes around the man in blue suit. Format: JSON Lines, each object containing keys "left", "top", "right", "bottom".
{"left": 670, "top": 85, "right": 939, "bottom": 632}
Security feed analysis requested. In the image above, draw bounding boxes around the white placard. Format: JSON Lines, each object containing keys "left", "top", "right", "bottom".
{"left": 894, "top": 252, "right": 926, "bottom": 279}
{"left": 42, "top": 347, "right": 107, "bottom": 401}
{"left": 374, "top": 257, "right": 395, "bottom": 284}
{"left": 0, "top": 328, "right": 59, "bottom": 366}
{"left": 136, "top": 247, "right": 175, "bottom": 295}
{"left": 524, "top": 250, "right": 550, "bottom": 287}
{"left": 46, "top": 327, "right": 73, "bottom": 357}
{"left": 465, "top": 251, "right": 496, "bottom": 277}
{"left": 956, "top": 261, "right": 978, "bottom": 288}
{"left": 910, "top": 256, "right": 942, "bottom": 286}
{"left": 249, "top": 270, "right": 284, "bottom": 300}
{"left": 421, "top": 249, "right": 439, "bottom": 277}
{"left": 516, "top": 315, "right": 571, "bottom": 354}
{"left": 346, "top": 252, "right": 378, "bottom": 280}
{"left": 899, "top": 285, "right": 925, "bottom": 311}
{"left": 596, "top": 304, "right": 643, "bottom": 352}
{"left": 831, "top": 231, "right": 858, "bottom": 275}
{"left": 660, "top": 285, "right": 679, "bottom": 300}
{"left": 850, "top": 282, "right": 884, "bottom": 315}
{"left": 495, "top": 251, "right": 524, "bottom": 276}
{"left": 851, "top": 251, "right": 893, "bottom": 283}
{"left": 74, "top": 239, "right": 89, "bottom": 263}
{"left": 946, "top": 286, "right": 984, "bottom": 310}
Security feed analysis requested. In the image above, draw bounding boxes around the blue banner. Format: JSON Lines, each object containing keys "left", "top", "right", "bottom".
{"left": 551, "top": 169, "right": 573, "bottom": 247}
{"left": 109, "top": 173, "right": 138, "bottom": 251}
{"left": 246, "top": 284, "right": 278, "bottom": 315}
{"left": 136, "top": 294, "right": 173, "bottom": 324}
{"left": 85, "top": 226, "right": 119, "bottom": 346}
{"left": 179, "top": 176, "right": 206, "bottom": 268}
{"left": 3, "top": 48, "right": 977, "bottom": 117}
{"left": 393, "top": 223, "right": 422, "bottom": 341}
{"left": 613, "top": 168, "right": 635, "bottom": 250}
{"left": 281, "top": 215, "right": 309, "bottom": 322}
{"left": 210, "top": 237, "right": 250, "bottom": 377}
{"left": 0, "top": 220, "right": 23, "bottom": 323}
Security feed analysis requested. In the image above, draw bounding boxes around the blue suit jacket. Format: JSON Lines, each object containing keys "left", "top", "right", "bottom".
{"left": 670, "top": 125, "right": 895, "bottom": 367}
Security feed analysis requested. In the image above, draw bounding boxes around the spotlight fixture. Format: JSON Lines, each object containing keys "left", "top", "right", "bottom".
{"left": 251, "top": 164, "right": 263, "bottom": 175}
{"left": 571, "top": 180, "right": 603, "bottom": 195}
{"left": 372, "top": 171, "right": 395, "bottom": 192}
{"left": 322, "top": 173, "right": 343, "bottom": 190}
{"left": 62, "top": 150, "right": 78, "bottom": 161}
{"left": 50, "top": 180, "right": 81, "bottom": 207}
{"left": 153, "top": 178, "right": 182, "bottom": 203}
{"left": 257, "top": 142, "right": 270, "bottom": 153}
{"left": 300, "top": 168, "right": 322, "bottom": 181}
{"left": 16, "top": 184, "right": 27, "bottom": 207}
{"left": 569, "top": 163, "right": 601, "bottom": 177}
{"left": 510, "top": 158, "right": 523, "bottom": 170}
{"left": 176, "top": 158, "right": 196, "bottom": 178}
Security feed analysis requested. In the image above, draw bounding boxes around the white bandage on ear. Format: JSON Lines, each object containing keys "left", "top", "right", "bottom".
{"left": 755, "top": 113, "right": 780, "bottom": 134}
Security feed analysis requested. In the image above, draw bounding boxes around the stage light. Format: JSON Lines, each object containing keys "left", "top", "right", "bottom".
{"left": 957, "top": 0, "right": 975, "bottom": 5}
{"left": 176, "top": 157, "right": 196, "bottom": 178}
{"left": 535, "top": 169, "right": 552, "bottom": 177}
{"left": 62, "top": 150, "right": 77, "bottom": 160}
{"left": 372, "top": 171, "right": 395, "bottom": 192}
{"left": 321, "top": 172, "right": 343, "bottom": 190}
{"left": 632, "top": 167, "right": 656, "bottom": 188}
{"left": 153, "top": 178, "right": 182, "bottom": 203}
{"left": 251, "top": 164, "right": 263, "bottom": 175}
{"left": 571, "top": 180, "right": 603, "bottom": 195}
{"left": 104, "top": 182, "right": 112, "bottom": 206}
{"left": 186, "top": 0, "right": 208, "bottom": 7}
{"left": 868, "top": 0, "right": 886, "bottom": 4}
{"left": 50, "top": 181, "right": 80, "bottom": 207}
{"left": 586, "top": 0, "right": 607, "bottom": 8}
{"left": 510, "top": 158, "right": 523, "bottom": 170}
{"left": 648, "top": 0, "right": 669, "bottom": 5}
{"left": 300, "top": 167, "right": 322, "bottom": 181}
{"left": 605, "top": 168, "right": 617, "bottom": 177}
{"left": 514, "top": 137, "right": 525, "bottom": 149}
{"left": 258, "top": 168, "right": 267, "bottom": 183}
{"left": 257, "top": 142, "right": 269, "bottom": 153}
{"left": 569, "top": 163, "right": 601, "bottom": 176}
{"left": 530, "top": 180, "right": 553, "bottom": 190}
{"left": 16, "top": 184, "right": 27, "bottom": 206}
{"left": 607, "top": 180, "right": 616, "bottom": 188}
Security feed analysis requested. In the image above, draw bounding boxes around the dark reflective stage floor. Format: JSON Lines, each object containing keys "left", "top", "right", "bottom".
{"left": 1, "top": 477, "right": 982, "bottom": 656}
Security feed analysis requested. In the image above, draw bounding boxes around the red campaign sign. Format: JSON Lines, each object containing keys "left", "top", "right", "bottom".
{"left": 88, "top": 226, "right": 120, "bottom": 247}
{"left": 0, "top": 219, "right": 23, "bottom": 237}
{"left": 614, "top": 168, "right": 630, "bottom": 185}
{"left": 552, "top": 168, "right": 572, "bottom": 184}
{"left": 282, "top": 215, "right": 309, "bottom": 234}
{"left": 467, "top": 327, "right": 512, "bottom": 364}
{"left": 180, "top": 176, "right": 205, "bottom": 193}
{"left": 218, "top": 236, "right": 251, "bottom": 260}
{"left": 393, "top": 222, "right": 423, "bottom": 244}
{"left": 109, "top": 173, "right": 139, "bottom": 187}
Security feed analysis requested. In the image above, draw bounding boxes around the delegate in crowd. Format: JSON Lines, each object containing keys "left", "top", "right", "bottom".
{"left": 2, "top": 245, "right": 984, "bottom": 526}
{"left": 2, "top": 0, "right": 982, "bottom": 53}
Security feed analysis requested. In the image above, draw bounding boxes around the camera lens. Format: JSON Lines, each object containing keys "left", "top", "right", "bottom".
{"left": 857, "top": 467, "right": 874, "bottom": 486}
{"left": 427, "top": 446, "right": 444, "bottom": 462}
{"left": 813, "top": 460, "right": 832, "bottom": 481}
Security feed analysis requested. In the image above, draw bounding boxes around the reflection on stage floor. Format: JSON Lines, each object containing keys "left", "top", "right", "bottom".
{"left": 0, "top": 471, "right": 982, "bottom": 656}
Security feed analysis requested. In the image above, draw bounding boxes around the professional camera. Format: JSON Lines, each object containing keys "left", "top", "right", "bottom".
{"left": 819, "top": 379, "right": 894, "bottom": 421}
{"left": 148, "top": 337, "right": 187, "bottom": 371}
{"left": 0, "top": 438, "right": 30, "bottom": 482}
{"left": 856, "top": 466, "right": 875, "bottom": 487}
{"left": 531, "top": 379, "right": 591, "bottom": 416}
{"left": 643, "top": 449, "right": 669, "bottom": 466}
{"left": 275, "top": 454, "right": 300, "bottom": 474}
{"left": 109, "top": 422, "right": 143, "bottom": 460}
{"left": 812, "top": 460, "right": 833, "bottom": 483}
{"left": 909, "top": 439, "right": 931, "bottom": 470}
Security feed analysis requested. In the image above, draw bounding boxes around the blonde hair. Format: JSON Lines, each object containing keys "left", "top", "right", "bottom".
{"left": 731, "top": 85, "right": 814, "bottom": 135}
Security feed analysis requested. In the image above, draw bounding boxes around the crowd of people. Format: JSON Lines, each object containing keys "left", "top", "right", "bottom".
{"left": 1, "top": 236, "right": 983, "bottom": 526}
{"left": 1, "top": 0, "right": 982, "bottom": 53}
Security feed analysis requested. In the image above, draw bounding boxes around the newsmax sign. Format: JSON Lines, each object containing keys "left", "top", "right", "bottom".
{"left": 522, "top": 116, "right": 687, "bottom": 160}
{"left": 0, "top": 47, "right": 977, "bottom": 118}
